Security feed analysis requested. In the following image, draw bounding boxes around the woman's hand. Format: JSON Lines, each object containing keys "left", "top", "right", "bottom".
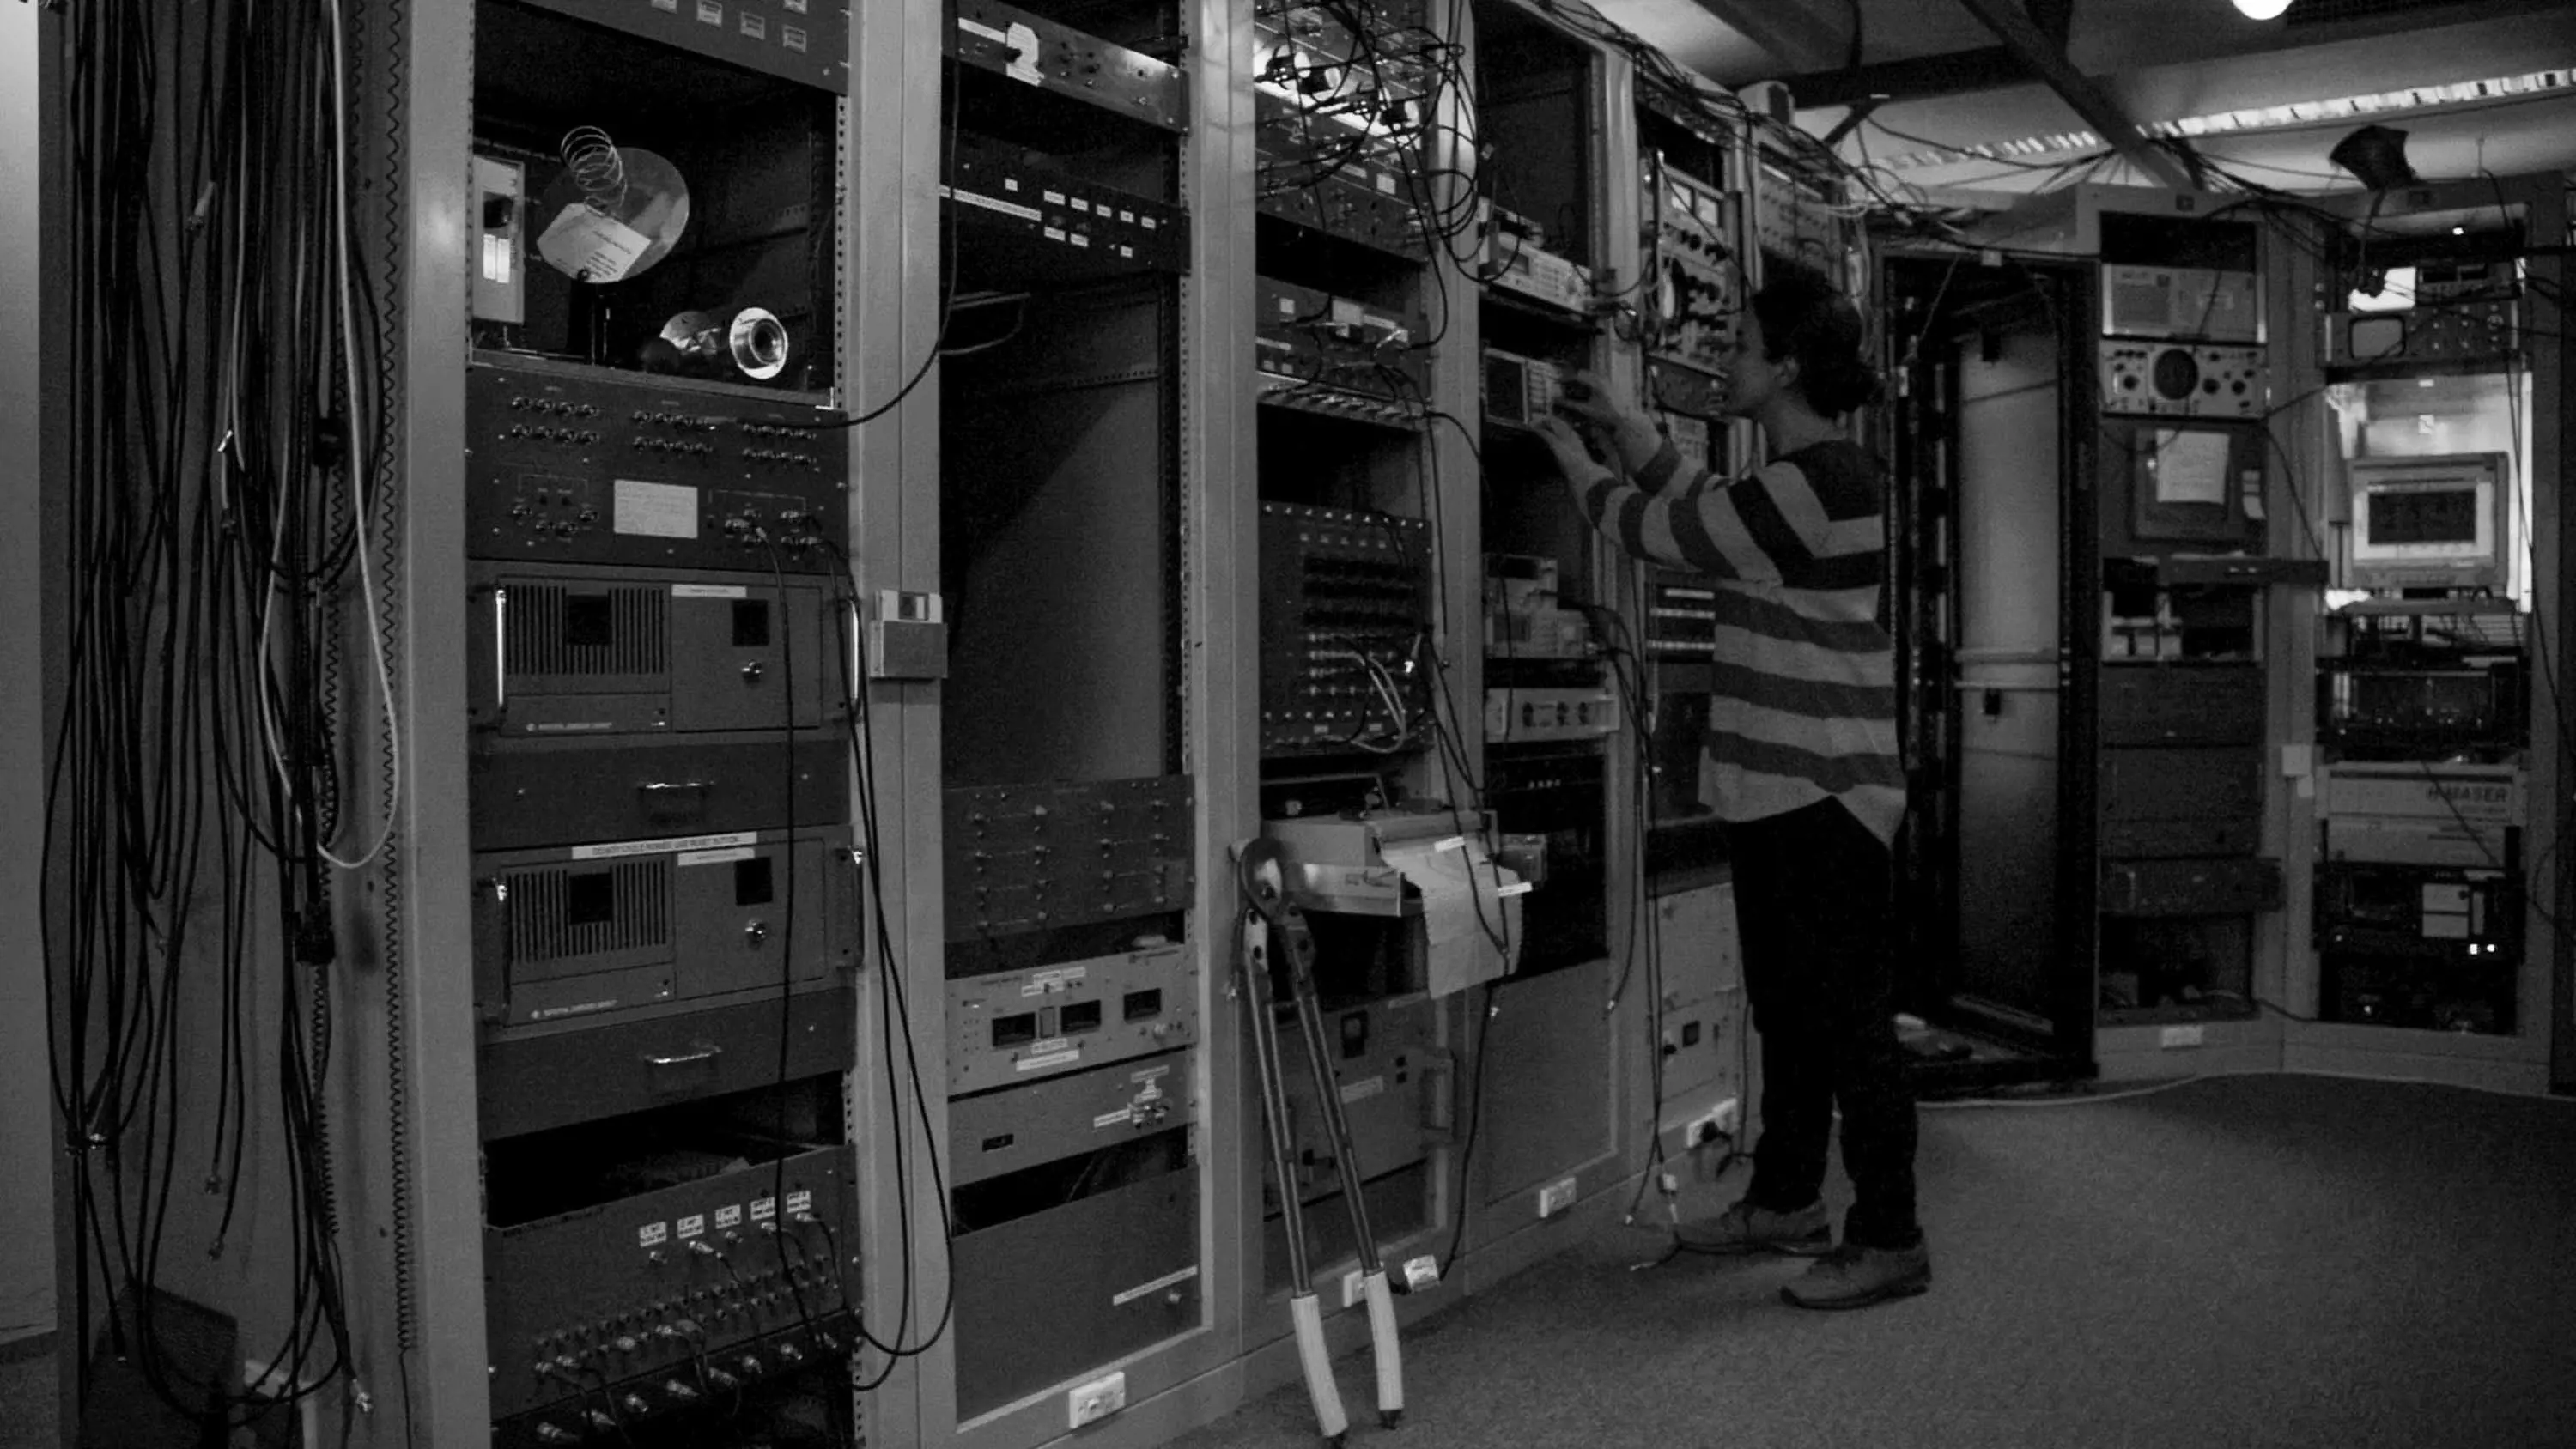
{"left": 1552, "top": 371, "right": 1665, "bottom": 474}
{"left": 1532, "top": 414, "right": 1599, "bottom": 486}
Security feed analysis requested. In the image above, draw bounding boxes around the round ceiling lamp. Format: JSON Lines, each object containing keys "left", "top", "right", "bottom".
{"left": 2232, "top": 0, "right": 2292, "bottom": 18}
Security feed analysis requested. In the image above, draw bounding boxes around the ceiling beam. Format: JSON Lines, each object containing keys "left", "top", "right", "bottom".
{"left": 1777, "top": 45, "right": 2032, "bottom": 109}
{"left": 2027, "top": 0, "right": 2075, "bottom": 51}
{"left": 1680, "top": 0, "right": 1850, "bottom": 77}
{"left": 1946, "top": 0, "right": 2196, "bottom": 189}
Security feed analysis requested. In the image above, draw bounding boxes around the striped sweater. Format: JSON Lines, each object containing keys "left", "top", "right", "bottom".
{"left": 1574, "top": 436, "right": 1905, "bottom": 843}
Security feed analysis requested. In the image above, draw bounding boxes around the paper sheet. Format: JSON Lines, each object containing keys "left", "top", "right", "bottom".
{"left": 538, "top": 203, "right": 652, "bottom": 283}
{"left": 2150, "top": 428, "right": 2231, "bottom": 506}
{"left": 1384, "top": 838, "right": 1523, "bottom": 997}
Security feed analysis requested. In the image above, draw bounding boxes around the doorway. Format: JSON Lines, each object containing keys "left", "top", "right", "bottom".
{"left": 1883, "top": 252, "right": 2099, "bottom": 1094}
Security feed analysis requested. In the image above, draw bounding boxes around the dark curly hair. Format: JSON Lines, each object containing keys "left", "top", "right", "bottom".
{"left": 1750, "top": 260, "right": 1884, "bottom": 417}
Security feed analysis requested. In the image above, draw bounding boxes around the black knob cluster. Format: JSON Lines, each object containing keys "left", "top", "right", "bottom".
{"left": 509, "top": 396, "right": 599, "bottom": 417}
{"left": 506, "top": 424, "right": 597, "bottom": 444}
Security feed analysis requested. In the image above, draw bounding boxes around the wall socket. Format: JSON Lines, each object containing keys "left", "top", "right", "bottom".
{"left": 1340, "top": 1269, "right": 1365, "bottom": 1307}
{"left": 2160, "top": 1024, "right": 2206, "bottom": 1049}
{"left": 1536, "top": 1175, "right": 1578, "bottom": 1218}
{"left": 1067, "top": 1369, "right": 1127, "bottom": 1429}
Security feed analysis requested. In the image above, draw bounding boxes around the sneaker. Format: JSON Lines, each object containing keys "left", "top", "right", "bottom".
{"left": 1779, "top": 1240, "right": 1932, "bottom": 1310}
{"left": 1673, "top": 1199, "right": 1832, "bottom": 1257}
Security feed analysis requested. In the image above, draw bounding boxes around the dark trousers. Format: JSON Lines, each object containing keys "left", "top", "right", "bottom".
{"left": 1728, "top": 798, "right": 1922, "bottom": 1251}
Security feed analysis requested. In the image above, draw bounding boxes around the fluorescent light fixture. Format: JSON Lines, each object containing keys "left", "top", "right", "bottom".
{"left": 1875, "top": 67, "right": 2574, "bottom": 171}
{"left": 2233, "top": 0, "right": 2292, "bottom": 19}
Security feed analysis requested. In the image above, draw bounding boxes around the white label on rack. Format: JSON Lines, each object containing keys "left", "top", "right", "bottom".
{"left": 671, "top": 583, "right": 747, "bottom": 598}
{"left": 1131, "top": 1064, "right": 1170, "bottom": 1083}
{"left": 1004, "top": 21, "right": 1042, "bottom": 84}
{"left": 1118, "top": 209, "right": 1134, "bottom": 223}
{"left": 652, "top": 0, "right": 677, "bottom": 10}
{"left": 1140, "top": 215, "right": 1156, "bottom": 229}
{"left": 696, "top": 1, "right": 722, "bottom": 26}
{"left": 715, "top": 1203, "right": 744, "bottom": 1229}
{"left": 786, "top": 1190, "right": 814, "bottom": 1216}
{"left": 1029, "top": 966, "right": 1088, "bottom": 990}
{"left": 1018, "top": 1048, "right": 1082, "bottom": 1072}
{"left": 739, "top": 12, "right": 765, "bottom": 39}
{"left": 750, "top": 1196, "right": 777, "bottom": 1222}
{"left": 1497, "top": 881, "right": 1534, "bottom": 897}
{"left": 1110, "top": 1264, "right": 1199, "bottom": 1307}
{"left": 785, "top": 0, "right": 807, "bottom": 11}
{"left": 1120, "top": 246, "right": 1133, "bottom": 258}
{"left": 957, "top": 15, "right": 1007, "bottom": 41}
{"left": 676, "top": 846, "right": 755, "bottom": 867}
{"left": 612, "top": 479, "right": 697, "bottom": 538}
{"left": 572, "top": 831, "right": 756, "bottom": 861}
{"left": 639, "top": 1222, "right": 669, "bottom": 1248}
{"left": 1042, "top": 189, "right": 1066, "bottom": 206}
{"left": 1340, "top": 1075, "right": 1386, "bottom": 1105}
{"left": 1071, "top": 197, "right": 1091, "bottom": 213}
{"left": 946, "top": 187, "right": 1042, "bottom": 223}
{"left": 1375, "top": 171, "right": 1396, "bottom": 195}
{"left": 1092, "top": 1106, "right": 1134, "bottom": 1130}
{"left": 677, "top": 1214, "right": 707, "bottom": 1239}
{"left": 1070, "top": 233, "right": 1090, "bottom": 247}
{"left": 1435, "top": 835, "right": 1466, "bottom": 853}
{"left": 781, "top": 24, "right": 806, "bottom": 52}
{"left": 1042, "top": 226, "right": 1066, "bottom": 241}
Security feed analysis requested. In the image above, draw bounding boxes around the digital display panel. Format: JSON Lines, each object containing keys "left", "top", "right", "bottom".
{"left": 2365, "top": 488, "right": 2481, "bottom": 547}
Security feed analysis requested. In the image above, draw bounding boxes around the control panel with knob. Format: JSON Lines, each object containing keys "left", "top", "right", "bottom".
{"left": 2099, "top": 340, "right": 2268, "bottom": 418}
{"left": 470, "top": 361, "right": 848, "bottom": 571}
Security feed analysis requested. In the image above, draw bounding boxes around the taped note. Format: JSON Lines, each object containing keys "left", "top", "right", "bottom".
{"left": 1004, "top": 21, "right": 1042, "bottom": 83}
{"left": 2149, "top": 428, "right": 2229, "bottom": 506}
{"left": 613, "top": 479, "right": 697, "bottom": 538}
{"left": 538, "top": 203, "right": 652, "bottom": 283}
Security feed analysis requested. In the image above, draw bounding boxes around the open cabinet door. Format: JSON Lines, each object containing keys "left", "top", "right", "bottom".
{"left": 1883, "top": 252, "right": 2098, "bottom": 1091}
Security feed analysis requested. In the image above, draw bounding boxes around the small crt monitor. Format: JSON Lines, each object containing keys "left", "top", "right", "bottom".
{"left": 2345, "top": 452, "right": 2509, "bottom": 593}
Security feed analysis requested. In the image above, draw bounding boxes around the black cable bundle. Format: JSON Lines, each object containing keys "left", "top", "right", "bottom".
{"left": 40, "top": 0, "right": 393, "bottom": 1428}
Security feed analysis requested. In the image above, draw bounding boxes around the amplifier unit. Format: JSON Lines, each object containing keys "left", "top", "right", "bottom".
{"left": 2325, "top": 299, "right": 2518, "bottom": 370}
{"left": 2100, "top": 264, "right": 2260, "bottom": 342}
{"left": 1484, "top": 227, "right": 1594, "bottom": 314}
{"left": 467, "top": 359, "right": 848, "bottom": 571}
{"left": 1485, "top": 686, "right": 1618, "bottom": 743}
{"left": 949, "top": 1051, "right": 1192, "bottom": 1185}
{"left": 1259, "top": 504, "right": 1435, "bottom": 756}
{"left": 1273, "top": 997, "right": 1441, "bottom": 1209}
{"left": 948, "top": 944, "right": 1200, "bottom": 1094}
{"left": 472, "top": 825, "right": 858, "bottom": 1034}
{"left": 2099, "top": 339, "right": 2266, "bottom": 417}
{"left": 467, "top": 564, "right": 840, "bottom": 739}
{"left": 947, "top": 0, "right": 1188, "bottom": 130}
{"left": 943, "top": 132, "right": 1190, "bottom": 280}
{"left": 2318, "top": 761, "right": 2522, "bottom": 867}
{"left": 1481, "top": 348, "right": 1567, "bottom": 427}
{"left": 1255, "top": 277, "right": 1428, "bottom": 421}
{"left": 1645, "top": 577, "right": 1718, "bottom": 657}
{"left": 2316, "top": 860, "right": 2518, "bottom": 959}
{"left": 1649, "top": 165, "right": 1737, "bottom": 373}
{"left": 511, "top": 0, "right": 848, "bottom": 94}
{"left": 1648, "top": 359, "right": 1728, "bottom": 421}
{"left": 1749, "top": 149, "right": 1849, "bottom": 285}
{"left": 471, "top": 732, "right": 848, "bottom": 852}
{"left": 486, "top": 1143, "right": 854, "bottom": 1431}
{"left": 944, "top": 775, "right": 1196, "bottom": 942}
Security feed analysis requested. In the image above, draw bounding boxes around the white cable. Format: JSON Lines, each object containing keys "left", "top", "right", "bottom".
{"left": 318, "top": 0, "right": 400, "bottom": 871}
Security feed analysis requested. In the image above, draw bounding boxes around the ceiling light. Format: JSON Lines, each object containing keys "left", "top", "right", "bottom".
{"left": 2232, "top": 0, "right": 2293, "bottom": 18}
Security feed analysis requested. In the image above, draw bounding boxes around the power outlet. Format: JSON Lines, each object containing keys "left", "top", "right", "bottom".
{"left": 2160, "top": 1024, "right": 2206, "bottom": 1050}
{"left": 1067, "top": 1370, "right": 1127, "bottom": 1429}
{"left": 1535, "top": 1175, "right": 1577, "bottom": 1218}
{"left": 1340, "top": 1269, "right": 1365, "bottom": 1308}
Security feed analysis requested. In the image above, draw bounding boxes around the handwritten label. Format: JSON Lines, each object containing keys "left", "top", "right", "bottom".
{"left": 571, "top": 831, "right": 757, "bottom": 861}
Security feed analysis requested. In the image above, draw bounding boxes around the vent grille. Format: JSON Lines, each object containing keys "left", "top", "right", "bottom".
{"left": 507, "top": 585, "right": 668, "bottom": 677}
{"left": 507, "top": 858, "right": 671, "bottom": 963}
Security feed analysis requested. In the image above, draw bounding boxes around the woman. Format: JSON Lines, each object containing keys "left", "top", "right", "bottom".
{"left": 1534, "top": 260, "right": 1927, "bottom": 1310}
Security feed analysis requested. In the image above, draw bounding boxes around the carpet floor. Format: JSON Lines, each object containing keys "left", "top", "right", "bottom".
{"left": 9, "top": 1075, "right": 2572, "bottom": 1449}
{"left": 1167, "top": 1072, "right": 2576, "bottom": 1449}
